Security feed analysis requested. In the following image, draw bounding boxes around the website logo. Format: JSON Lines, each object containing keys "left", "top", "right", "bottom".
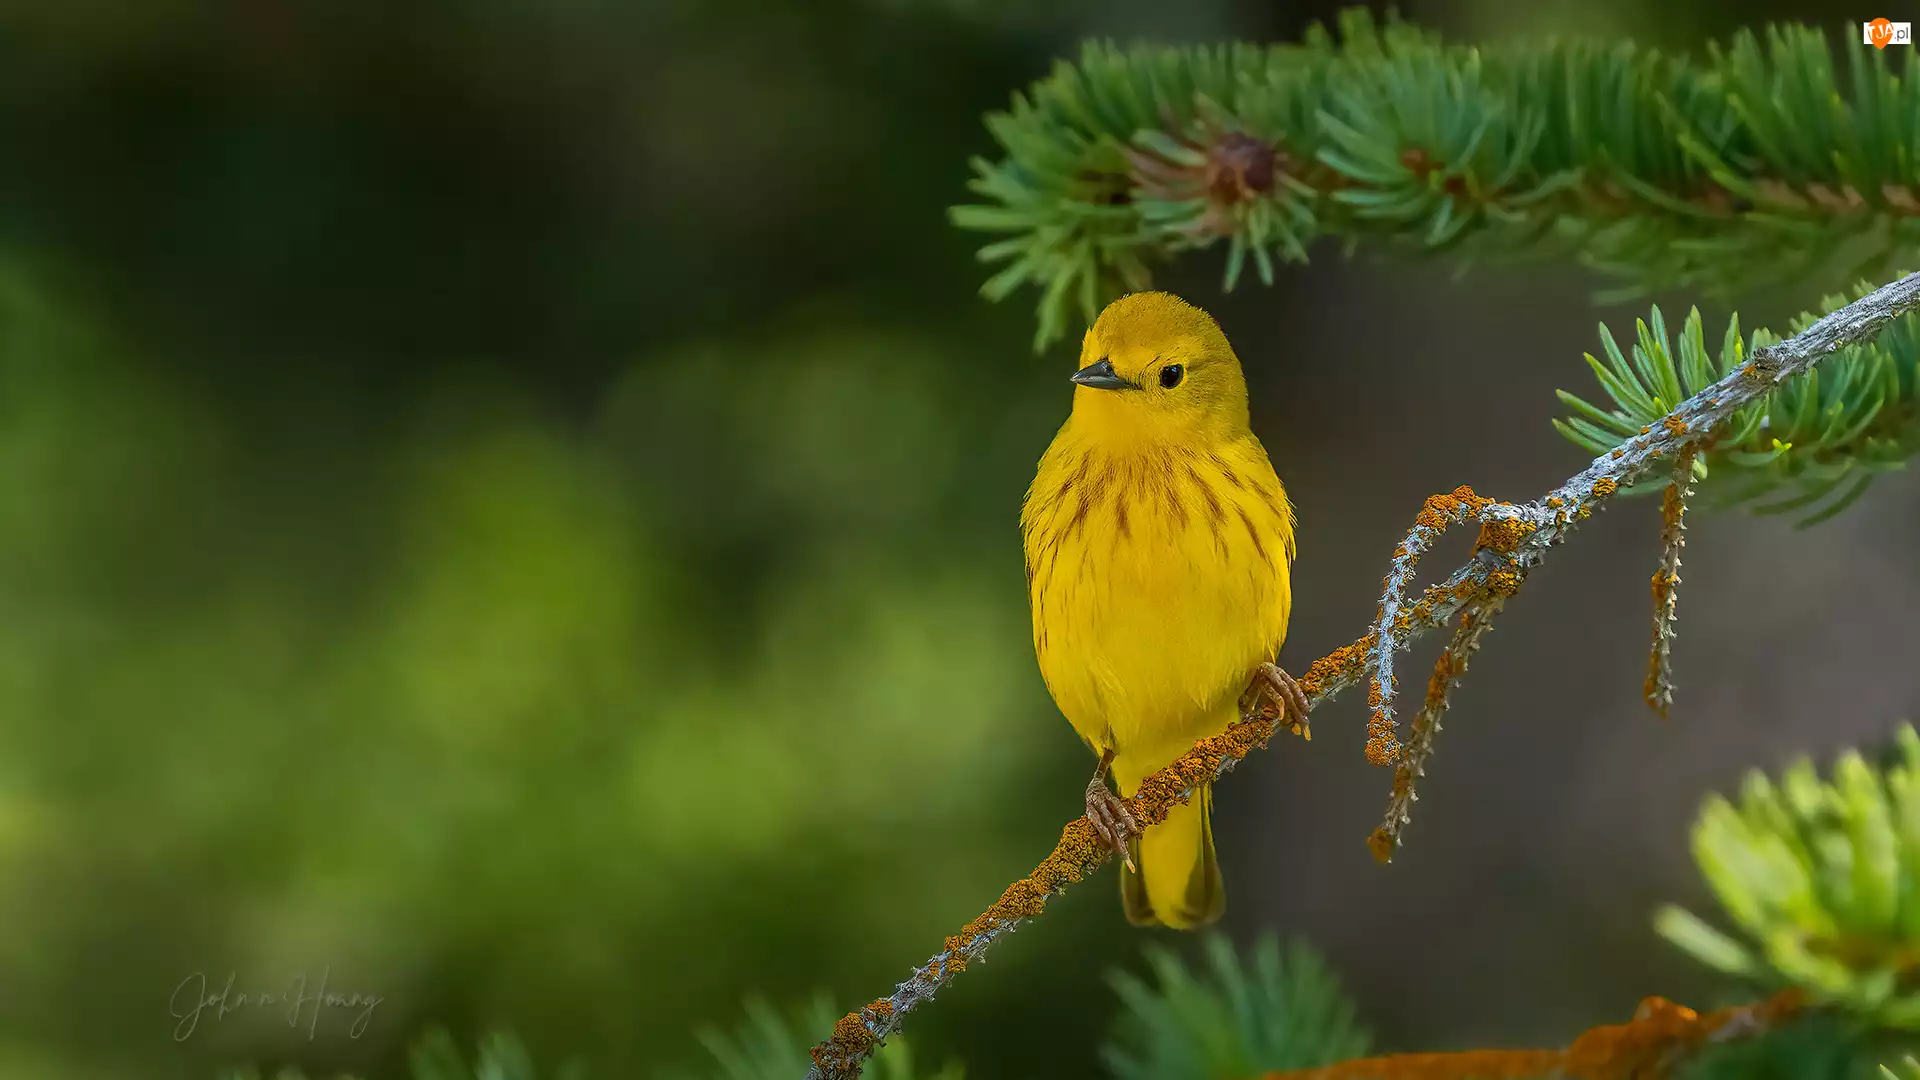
{"left": 1866, "top": 19, "right": 1912, "bottom": 48}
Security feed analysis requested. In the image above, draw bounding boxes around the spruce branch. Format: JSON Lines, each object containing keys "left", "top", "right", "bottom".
{"left": 1555, "top": 286, "right": 1920, "bottom": 521}
{"left": 806, "top": 274, "right": 1920, "bottom": 1080}
{"left": 1102, "top": 934, "right": 1368, "bottom": 1080}
{"left": 954, "top": 9, "right": 1920, "bottom": 351}
{"left": 1656, "top": 721, "right": 1920, "bottom": 1027}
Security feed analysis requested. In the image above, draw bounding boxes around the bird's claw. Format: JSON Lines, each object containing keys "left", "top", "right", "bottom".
{"left": 1250, "top": 661, "right": 1312, "bottom": 741}
{"left": 1085, "top": 778, "right": 1138, "bottom": 872}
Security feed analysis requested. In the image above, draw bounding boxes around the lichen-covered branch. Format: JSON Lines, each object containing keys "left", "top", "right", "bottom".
{"left": 1361, "top": 488, "right": 1536, "bottom": 766}
{"left": 1646, "top": 451, "right": 1695, "bottom": 717}
{"left": 1367, "top": 596, "right": 1503, "bottom": 864}
{"left": 804, "top": 271, "right": 1920, "bottom": 1080}
{"left": 1261, "top": 991, "right": 1804, "bottom": 1080}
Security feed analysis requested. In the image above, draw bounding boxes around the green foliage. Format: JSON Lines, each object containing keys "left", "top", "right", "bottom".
{"left": 1678, "top": 1013, "right": 1881, "bottom": 1080}
{"left": 954, "top": 8, "right": 1920, "bottom": 349}
{"left": 1885, "top": 1054, "right": 1920, "bottom": 1079}
{"left": 1657, "top": 723, "right": 1920, "bottom": 1028}
{"left": 0, "top": 266, "right": 1063, "bottom": 1077}
{"left": 670, "top": 996, "right": 961, "bottom": 1080}
{"left": 219, "top": 999, "right": 965, "bottom": 1080}
{"left": 218, "top": 1030, "right": 578, "bottom": 1080}
{"left": 1553, "top": 282, "right": 1920, "bottom": 522}
{"left": 1101, "top": 934, "right": 1367, "bottom": 1080}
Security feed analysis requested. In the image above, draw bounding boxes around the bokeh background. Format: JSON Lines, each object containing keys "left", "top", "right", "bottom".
{"left": 0, "top": 1, "right": 1915, "bottom": 1077}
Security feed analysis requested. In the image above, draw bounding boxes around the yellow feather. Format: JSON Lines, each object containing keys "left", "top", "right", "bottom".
{"left": 1020, "top": 291, "right": 1294, "bottom": 929}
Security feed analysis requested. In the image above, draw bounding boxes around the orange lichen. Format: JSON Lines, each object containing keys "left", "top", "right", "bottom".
{"left": 1558, "top": 992, "right": 1802, "bottom": 1077}
{"left": 1261, "top": 991, "right": 1802, "bottom": 1080}
{"left": 1609, "top": 448, "right": 1625, "bottom": 459}
{"left": 1485, "top": 570, "right": 1522, "bottom": 596}
{"left": 1638, "top": 425, "right": 1651, "bottom": 435}
{"left": 1592, "top": 478, "right": 1618, "bottom": 497}
{"left": 1413, "top": 485, "right": 1491, "bottom": 530}
{"left": 1128, "top": 716, "right": 1279, "bottom": 833}
{"left": 1425, "top": 655, "right": 1460, "bottom": 704}
{"left": 1404, "top": 597, "right": 1437, "bottom": 627}
{"left": 939, "top": 816, "right": 1122, "bottom": 968}
{"left": 829, "top": 1014, "right": 875, "bottom": 1056}
{"left": 1364, "top": 734, "right": 1401, "bottom": 766}
{"left": 1475, "top": 515, "right": 1535, "bottom": 553}
{"left": 1546, "top": 496, "right": 1563, "bottom": 508}
{"left": 1366, "top": 827, "right": 1396, "bottom": 864}
{"left": 1662, "top": 416, "right": 1689, "bottom": 436}
{"left": 1660, "top": 479, "right": 1685, "bottom": 528}
{"left": 1366, "top": 680, "right": 1404, "bottom": 765}
{"left": 1301, "top": 632, "right": 1374, "bottom": 698}
{"left": 1391, "top": 603, "right": 1438, "bottom": 634}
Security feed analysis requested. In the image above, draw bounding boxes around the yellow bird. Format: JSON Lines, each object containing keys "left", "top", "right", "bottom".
{"left": 1021, "top": 292, "right": 1307, "bottom": 929}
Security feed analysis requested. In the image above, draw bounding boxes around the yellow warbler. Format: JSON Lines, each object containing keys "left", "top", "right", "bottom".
{"left": 1021, "top": 292, "right": 1306, "bottom": 929}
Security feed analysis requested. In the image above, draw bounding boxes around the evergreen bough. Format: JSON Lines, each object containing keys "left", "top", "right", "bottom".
{"left": 952, "top": 10, "right": 1920, "bottom": 351}
{"left": 1659, "top": 724, "right": 1920, "bottom": 1029}
{"left": 1101, "top": 935, "right": 1367, "bottom": 1080}
{"left": 1555, "top": 283, "right": 1920, "bottom": 524}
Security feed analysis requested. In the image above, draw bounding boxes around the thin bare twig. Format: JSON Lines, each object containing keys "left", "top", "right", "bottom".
{"left": 804, "top": 271, "right": 1920, "bottom": 1080}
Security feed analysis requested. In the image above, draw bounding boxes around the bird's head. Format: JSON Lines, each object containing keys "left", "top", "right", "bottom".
{"left": 1067, "top": 292, "right": 1251, "bottom": 445}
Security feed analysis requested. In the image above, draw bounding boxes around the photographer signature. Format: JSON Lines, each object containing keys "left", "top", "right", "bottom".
{"left": 170, "top": 967, "right": 383, "bottom": 1042}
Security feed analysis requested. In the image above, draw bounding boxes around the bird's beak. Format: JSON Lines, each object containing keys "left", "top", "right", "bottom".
{"left": 1069, "top": 359, "right": 1136, "bottom": 391}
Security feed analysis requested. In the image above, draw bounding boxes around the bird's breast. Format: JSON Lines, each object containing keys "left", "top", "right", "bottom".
{"left": 1022, "top": 438, "right": 1294, "bottom": 764}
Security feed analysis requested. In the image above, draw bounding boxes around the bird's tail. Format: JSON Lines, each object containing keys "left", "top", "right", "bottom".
{"left": 1120, "top": 782, "right": 1223, "bottom": 929}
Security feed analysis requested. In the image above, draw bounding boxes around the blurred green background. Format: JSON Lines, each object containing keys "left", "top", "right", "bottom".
{"left": 0, "top": 2, "right": 1917, "bottom": 1078}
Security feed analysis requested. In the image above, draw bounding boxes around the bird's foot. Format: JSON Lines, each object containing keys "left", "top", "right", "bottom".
{"left": 1251, "top": 661, "right": 1312, "bottom": 741}
{"left": 1085, "top": 776, "right": 1138, "bottom": 872}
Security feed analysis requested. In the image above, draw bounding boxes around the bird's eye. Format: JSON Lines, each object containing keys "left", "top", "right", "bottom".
{"left": 1159, "top": 364, "right": 1185, "bottom": 389}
